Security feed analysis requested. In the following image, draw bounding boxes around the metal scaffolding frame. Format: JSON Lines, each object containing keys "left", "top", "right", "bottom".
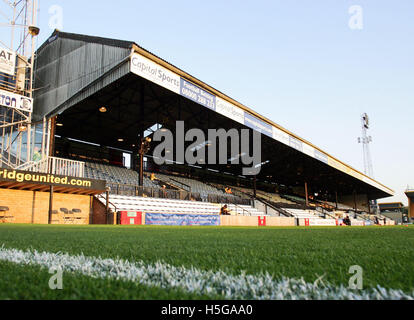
{"left": 0, "top": 0, "right": 40, "bottom": 169}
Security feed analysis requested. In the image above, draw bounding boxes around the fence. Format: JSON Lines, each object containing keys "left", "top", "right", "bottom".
{"left": 16, "top": 156, "right": 85, "bottom": 178}
{"left": 107, "top": 182, "right": 251, "bottom": 206}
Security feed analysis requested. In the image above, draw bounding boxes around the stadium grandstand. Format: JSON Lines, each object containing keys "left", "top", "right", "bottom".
{"left": 0, "top": 30, "right": 395, "bottom": 227}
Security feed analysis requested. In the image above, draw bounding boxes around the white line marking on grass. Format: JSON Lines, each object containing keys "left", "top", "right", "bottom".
{"left": 0, "top": 247, "right": 413, "bottom": 300}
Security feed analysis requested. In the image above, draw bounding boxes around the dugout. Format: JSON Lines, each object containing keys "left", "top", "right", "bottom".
{"left": 0, "top": 168, "right": 106, "bottom": 224}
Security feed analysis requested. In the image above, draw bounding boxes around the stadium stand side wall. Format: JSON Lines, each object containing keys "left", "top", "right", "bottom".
{"left": 92, "top": 197, "right": 110, "bottom": 225}
{"left": 0, "top": 189, "right": 92, "bottom": 224}
{"left": 338, "top": 194, "right": 369, "bottom": 212}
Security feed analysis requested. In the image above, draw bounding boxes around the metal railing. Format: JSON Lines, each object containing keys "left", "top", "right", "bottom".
{"left": 207, "top": 194, "right": 251, "bottom": 206}
{"left": 107, "top": 182, "right": 252, "bottom": 206}
{"left": 107, "top": 182, "right": 200, "bottom": 201}
{"left": 228, "top": 204, "right": 253, "bottom": 216}
{"left": 96, "top": 193, "right": 118, "bottom": 214}
{"left": 256, "top": 196, "right": 293, "bottom": 217}
{"left": 16, "top": 156, "right": 85, "bottom": 178}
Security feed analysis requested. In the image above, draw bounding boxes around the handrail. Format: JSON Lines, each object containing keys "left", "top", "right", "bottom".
{"left": 16, "top": 156, "right": 85, "bottom": 178}
{"left": 229, "top": 203, "right": 252, "bottom": 216}
{"left": 256, "top": 196, "right": 293, "bottom": 218}
{"left": 228, "top": 186, "right": 292, "bottom": 217}
{"left": 315, "top": 206, "right": 336, "bottom": 220}
{"left": 170, "top": 178, "right": 191, "bottom": 191}
{"left": 96, "top": 194, "right": 117, "bottom": 214}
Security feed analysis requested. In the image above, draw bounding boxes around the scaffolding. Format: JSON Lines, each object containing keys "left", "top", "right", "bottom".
{"left": 0, "top": 0, "right": 42, "bottom": 169}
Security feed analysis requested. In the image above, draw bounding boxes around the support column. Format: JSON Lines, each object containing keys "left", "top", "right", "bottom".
{"left": 139, "top": 151, "right": 144, "bottom": 187}
{"left": 335, "top": 191, "right": 339, "bottom": 210}
{"left": 105, "top": 189, "right": 109, "bottom": 215}
{"left": 48, "top": 185, "right": 54, "bottom": 225}
{"left": 49, "top": 116, "right": 57, "bottom": 157}
{"left": 253, "top": 175, "right": 257, "bottom": 198}
{"left": 353, "top": 190, "right": 357, "bottom": 212}
{"left": 305, "top": 182, "right": 309, "bottom": 207}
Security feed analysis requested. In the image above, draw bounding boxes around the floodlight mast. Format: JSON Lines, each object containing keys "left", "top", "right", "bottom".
{"left": 358, "top": 113, "right": 374, "bottom": 179}
{"left": 0, "top": 0, "right": 39, "bottom": 168}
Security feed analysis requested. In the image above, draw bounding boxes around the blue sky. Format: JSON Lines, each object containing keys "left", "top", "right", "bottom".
{"left": 4, "top": 0, "right": 413, "bottom": 204}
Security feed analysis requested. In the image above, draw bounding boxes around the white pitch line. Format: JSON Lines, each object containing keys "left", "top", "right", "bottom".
{"left": 0, "top": 247, "right": 413, "bottom": 300}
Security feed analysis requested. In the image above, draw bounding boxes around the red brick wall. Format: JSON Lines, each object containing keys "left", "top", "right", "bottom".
{"left": 0, "top": 188, "right": 92, "bottom": 225}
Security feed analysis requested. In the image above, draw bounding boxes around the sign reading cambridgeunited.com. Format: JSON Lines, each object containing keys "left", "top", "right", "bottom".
{"left": 0, "top": 88, "right": 33, "bottom": 113}
{"left": 145, "top": 213, "right": 220, "bottom": 226}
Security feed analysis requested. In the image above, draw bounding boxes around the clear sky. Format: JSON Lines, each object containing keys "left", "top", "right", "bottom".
{"left": 3, "top": 0, "right": 413, "bottom": 204}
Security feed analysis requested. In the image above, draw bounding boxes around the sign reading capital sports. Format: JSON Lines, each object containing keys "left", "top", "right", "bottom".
{"left": 216, "top": 97, "right": 245, "bottom": 124}
{"left": 0, "top": 168, "right": 106, "bottom": 191}
{"left": 0, "top": 47, "right": 16, "bottom": 75}
{"left": 130, "top": 53, "right": 181, "bottom": 94}
{"left": 0, "top": 88, "right": 33, "bottom": 112}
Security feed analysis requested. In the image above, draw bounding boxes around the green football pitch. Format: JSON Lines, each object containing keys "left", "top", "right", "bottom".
{"left": 0, "top": 224, "right": 413, "bottom": 300}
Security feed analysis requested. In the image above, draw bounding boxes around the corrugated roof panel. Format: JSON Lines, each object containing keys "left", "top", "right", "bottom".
{"left": 34, "top": 32, "right": 131, "bottom": 120}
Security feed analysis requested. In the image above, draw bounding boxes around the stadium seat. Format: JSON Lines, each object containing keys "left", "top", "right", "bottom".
{"left": 99, "top": 194, "right": 267, "bottom": 217}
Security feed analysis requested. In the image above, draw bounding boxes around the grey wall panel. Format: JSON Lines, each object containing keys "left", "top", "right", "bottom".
{"left": 34, "top": 35, "right": 131, "bottom": 121}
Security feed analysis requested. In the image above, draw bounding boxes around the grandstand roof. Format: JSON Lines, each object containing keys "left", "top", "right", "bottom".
{"left": 378, "top": 202, "right": 404, "bottom": 210}
{"left": 33, "top": 30, "right": 394, "bottom": 201}
{"left": 405, "top": 191, "right": 414, "bottom": 200}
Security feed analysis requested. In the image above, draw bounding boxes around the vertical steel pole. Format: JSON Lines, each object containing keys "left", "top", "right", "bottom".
{"left": 48, "top": 185, "right": 54, "bottom": 224}
{"left": 139, "top": 150, "right": 144, "bottom": 187}
{"left": 305, "top": 182, "right": 309, "bottom": 207}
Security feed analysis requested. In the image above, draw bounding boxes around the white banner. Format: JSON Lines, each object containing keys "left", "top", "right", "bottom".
{"left": 272, "top": 126, "right": 290, "bottom": 146}
{"left": 216, "top": 97, "right": 245, "bottom": 124}
{"left": 350, "top": 220, "right": 365, "bottom": 226}
{"left": 302, "top": 143, "right": 315, "bottom": 158}
{"left": 130, "top": 53, "right": 180, "bottom": 94}
{"left": 0, "top": 47, "right": 16, "bottom": 75}
{"left": 0, "top": 89, "right": 33, "bottom": 112}
{"left": 302, "top": 218, "right": 338, "bottom": 226}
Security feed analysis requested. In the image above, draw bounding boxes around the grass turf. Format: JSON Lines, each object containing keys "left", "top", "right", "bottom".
{"left": 0, "top": 260, "right": 223, "bottom": 300}
{"left": 0, "top": 224, "right": 413, "bottom": 299}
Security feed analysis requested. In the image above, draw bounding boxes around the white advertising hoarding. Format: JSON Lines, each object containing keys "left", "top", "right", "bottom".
{"left": 272, "top": 126, "right": 290, "bottom": 146}
{"left": 216, "top": 97, "right": 245, "bottom": 124}
{"left": 0, "top": 89, "right": 33, "bottom": 112}
{"left": 130, "top": 53, "right": 180, "bottom": 94}
{"left": 302, "top": 143, "right": 315, "bottom": 158}
{"left": 0, "top": 47, "right": 16, "bottom": 75}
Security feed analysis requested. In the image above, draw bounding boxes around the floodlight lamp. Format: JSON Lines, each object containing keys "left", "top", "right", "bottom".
{"left": 28, "top": 26, "right": 40, "bottom": 36}
{"left": 18, "top": 124, "right": 28, "bottom": 132}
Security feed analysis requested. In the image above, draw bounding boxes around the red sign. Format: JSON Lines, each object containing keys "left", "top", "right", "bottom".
{"left": 258, "top": 216, "right": 267, "bottom": 227}
{"left": 119, "top": 211, "right": 142, "bottom": 225}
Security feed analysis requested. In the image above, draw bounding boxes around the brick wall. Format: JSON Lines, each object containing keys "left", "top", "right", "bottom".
{"left": 92, "top": 197, "right": 108, "bottom": 225}
{"left": 0, "top": 188, "right": 92, "bottom": 225}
